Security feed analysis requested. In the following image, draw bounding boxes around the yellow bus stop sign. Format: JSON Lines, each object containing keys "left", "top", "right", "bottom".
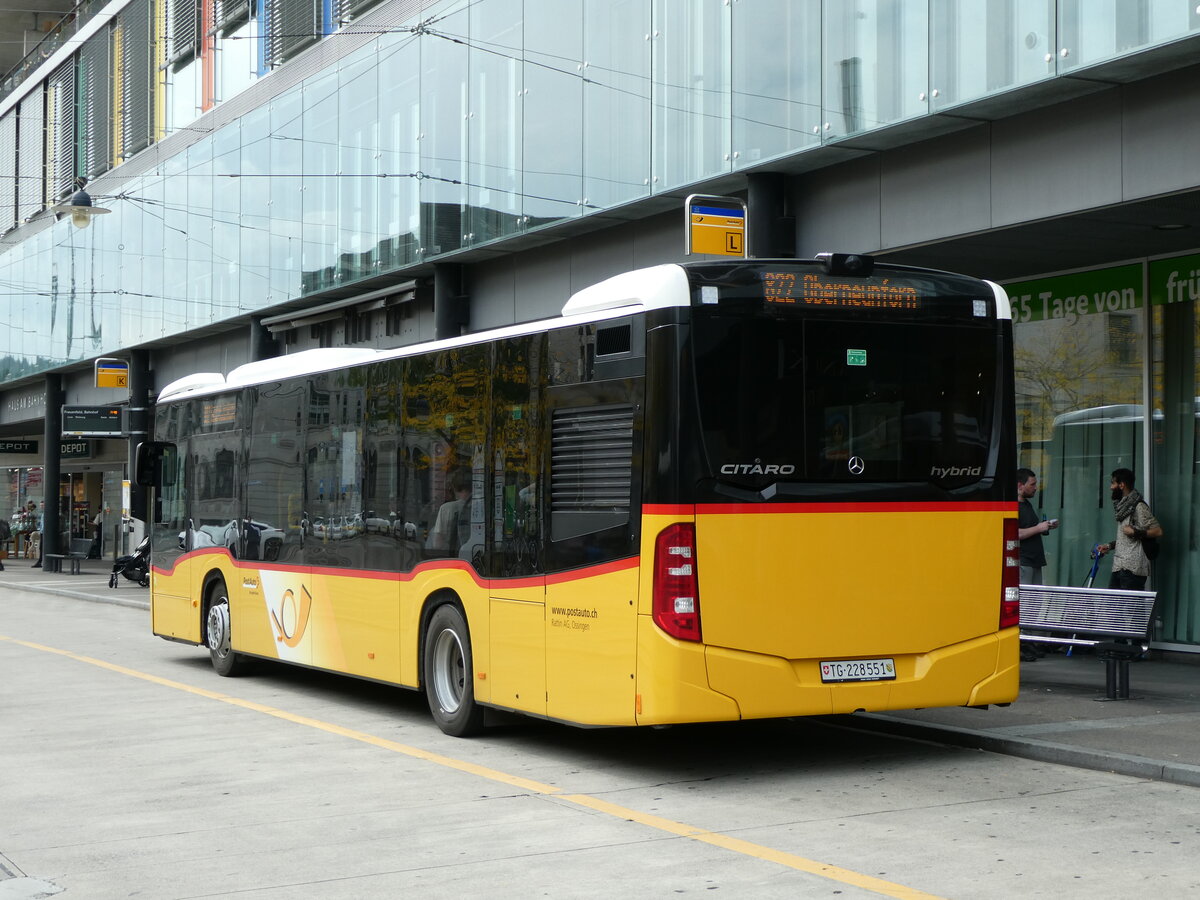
{"left": 685, "top": 194, "right": 747, "bottom": 257}
{"left": 95, "top": 358, "right": 129, "bottom": 389}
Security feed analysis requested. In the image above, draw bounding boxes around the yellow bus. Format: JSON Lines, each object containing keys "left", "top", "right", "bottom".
{"left": 138, "top": 255, "right": 1019, "bottom": 736}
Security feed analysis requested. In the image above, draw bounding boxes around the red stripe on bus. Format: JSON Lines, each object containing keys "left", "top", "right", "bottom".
{"left": 151, "top": 548, "right": 639, "bottom": 587}
{"left": 644, "top": 501, "right": 1014, "bottom": 515}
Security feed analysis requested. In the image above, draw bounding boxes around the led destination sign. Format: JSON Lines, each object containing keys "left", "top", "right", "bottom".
{"left": 762, "top": 271, "right": 921, "bottom": 311}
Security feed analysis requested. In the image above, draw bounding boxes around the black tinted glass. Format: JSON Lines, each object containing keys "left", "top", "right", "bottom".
{"left": 692, "top": 314, "right": 997, "bottom": 488}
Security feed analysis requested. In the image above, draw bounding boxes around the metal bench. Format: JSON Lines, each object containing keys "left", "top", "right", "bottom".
{"left": 44, "top": 538, "right": 94, "bottom": 575}
{"left": 1019, "top": 584, "right": 1158, "bottom": 700}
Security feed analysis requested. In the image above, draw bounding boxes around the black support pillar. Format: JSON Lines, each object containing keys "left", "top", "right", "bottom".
{"left": 250, "top": 316, "right": 279, "bottom": 362}
{"left": 42, "top": 373, "right": 62, "bottom": 558}
{"left": 747, "top": 172, "right": 796, "bottom": 259}
{"left": 433, "top": 264, "right": 469, "bottom": 340}
{"left": 126, "top": 349, "right": 151, "bottom": 526}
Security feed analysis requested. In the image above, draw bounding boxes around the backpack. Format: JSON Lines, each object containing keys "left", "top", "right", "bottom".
{"left": 0, "top": 519, "right": 11, "bottom": 541}
{"left": 1138, "top": 502, "right": 1161, "bottom": 561}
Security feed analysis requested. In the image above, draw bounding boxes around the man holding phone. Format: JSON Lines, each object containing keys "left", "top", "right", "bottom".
{"left": 1017, "top": 467, "right": 1058, "bottom": 585}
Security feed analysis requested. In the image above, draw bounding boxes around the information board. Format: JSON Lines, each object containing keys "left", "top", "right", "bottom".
{"left": 62, "top": 406, "right": 124, "bottom": 437}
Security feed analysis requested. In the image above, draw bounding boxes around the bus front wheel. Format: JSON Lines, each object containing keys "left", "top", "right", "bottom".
{"left": 206, "top": 580, "right": 251, "bottom": 677}
{"left": 423, "top": 604, "right": 484, "bottom": 737}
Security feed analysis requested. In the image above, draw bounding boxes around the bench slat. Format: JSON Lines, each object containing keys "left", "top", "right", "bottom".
{"left": 1019, "top": 584, "right": 1156, "bottom": 642}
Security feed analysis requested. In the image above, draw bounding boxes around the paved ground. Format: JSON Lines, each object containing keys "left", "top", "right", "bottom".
{"left": 8, "top": 555, "right": 1200, "bottom": 787}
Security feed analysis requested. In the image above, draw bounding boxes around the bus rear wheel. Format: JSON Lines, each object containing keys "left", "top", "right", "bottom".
{"left": 424, "top": 604, "right": 484, "bottom": 737}
{"left": 206, "top": 580, "right": 251, "bottom": 677}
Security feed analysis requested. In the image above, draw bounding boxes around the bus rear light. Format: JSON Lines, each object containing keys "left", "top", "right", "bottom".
{"left": 654, "top": 524, "right": 702, "bottom": 642}
{"left": 1000, "top": 518, "right": 1020, "bottom": 629}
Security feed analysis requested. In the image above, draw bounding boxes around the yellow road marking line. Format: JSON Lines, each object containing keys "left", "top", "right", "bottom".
{"left": 1, "top": 635, "right": 945, "bottom": 900}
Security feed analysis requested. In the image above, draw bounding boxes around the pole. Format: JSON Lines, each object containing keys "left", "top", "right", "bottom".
{"left": 42, "top": 374, "right": 63, "bottom": 559}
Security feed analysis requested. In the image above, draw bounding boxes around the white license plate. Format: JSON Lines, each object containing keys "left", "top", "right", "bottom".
{"left": 820, "top": 657, "right": 896, "bottom": 683}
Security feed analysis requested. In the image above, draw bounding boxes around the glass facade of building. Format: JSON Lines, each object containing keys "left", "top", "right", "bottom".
{"left": 2, "top": 0, "right": 1199, "bottom": 382}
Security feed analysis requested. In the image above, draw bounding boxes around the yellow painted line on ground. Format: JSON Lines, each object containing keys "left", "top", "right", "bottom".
{"left": 1, "top": 634, "right": 945, "bottom": 900}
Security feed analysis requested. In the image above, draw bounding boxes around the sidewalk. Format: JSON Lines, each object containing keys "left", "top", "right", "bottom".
{"left": 6, "top": 557, "right": 1200, "bottom": 785}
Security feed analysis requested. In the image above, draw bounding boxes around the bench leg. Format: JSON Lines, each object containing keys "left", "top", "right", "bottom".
{"left": 1103, "top": 657, "right": 1131, "bottom": 700}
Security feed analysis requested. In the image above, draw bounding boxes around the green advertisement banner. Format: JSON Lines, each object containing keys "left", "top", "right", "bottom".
{"left": 1004, "top": 263, "right": 1143, "bottom": 324}
{"left": 1148, "top": 252, "right": 1200, "bottom": 306}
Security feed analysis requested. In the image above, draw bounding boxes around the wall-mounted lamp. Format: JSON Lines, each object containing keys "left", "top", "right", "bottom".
{"left": 54, "top": 188, "right": 111, "bottom": 229}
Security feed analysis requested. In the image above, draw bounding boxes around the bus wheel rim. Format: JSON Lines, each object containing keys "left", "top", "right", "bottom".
{"left": 207, "top": 601, "right": 231, "bottom": 659}
{"left": 431, "top": 628, "right": 464, "bottom": 714}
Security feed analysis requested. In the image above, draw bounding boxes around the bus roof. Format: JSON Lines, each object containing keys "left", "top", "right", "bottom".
{"left": 155, "top": 268, "right": 692, "bottom": 403}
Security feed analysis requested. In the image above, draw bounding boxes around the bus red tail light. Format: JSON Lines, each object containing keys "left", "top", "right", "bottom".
{"left": 653, "top": 524, "right": 702, "bottom": 642}
{"left": 1001, "top": 518, "right": 1020, "bottom": 629}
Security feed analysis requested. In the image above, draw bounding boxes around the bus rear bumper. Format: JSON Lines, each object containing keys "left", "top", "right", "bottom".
{"left": 702, "top": 630, "right": 1020, "bottom": 720}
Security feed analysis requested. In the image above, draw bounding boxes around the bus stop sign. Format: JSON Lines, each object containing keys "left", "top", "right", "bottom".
{"left": 685, "top": 194, "right": 747, "bottom": 257}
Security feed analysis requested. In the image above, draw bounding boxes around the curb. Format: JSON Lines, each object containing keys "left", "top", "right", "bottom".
{"left": 835, "top": 712, "right": 1200, "bottom": 789}
{"left": 14, "top": 581, "right": 150, "bottom": 612}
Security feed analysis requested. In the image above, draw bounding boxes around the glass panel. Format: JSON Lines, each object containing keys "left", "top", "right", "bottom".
{"left": 1150, "top": 252, "right": 1200, "bottom": 643}
{"left": 467, "top": 0, "right": 522, "bottom": 245}
{"left": 491, "top": 335, "right": 544, "bottom": 577}
{"left": 930, "top": 0, "right": 1055, "bottom": 110}
{"left": 216, "top": 18, "right": 258, "bottom": 102}
{"left": 131, "top": 172, "right": 164, "bottom": 344}
{"left": 400, "top": 346, "right": 487, "bottom": 567}
{"left": 338, "top": 47, "right": 380, "bottom": 285}
{"left": 584, "top": 0, "right": 651, "bottom": 208}
{"left": 304, "top": 369, "right": 367, "bottom": 569}
{"left": 652, "top": 0, "right": 730, "bottom": 190}
{"left": 1009, "top": 264, "right": 1146, "bottom": 587}
{"left": 301, "top": 69, "right": 339, "bottom": 293}
{"left": 239, "top": 105, "right": 271, "bottom": 305}
{"left": 270, "top": 87, "right": 303, "bottom": 303}
{"left": 692, "top": 314, "right": 997, "bottom": 486}
{"left": 378, "top": 32, "right": 420, "bottom": 270}
{"left": 524, "top": 0, "right": 583, "bottom": 227}
{"left": 186, "top": 137, "right": 213, "bottom": 329}
{"left": 245, "top": 380, "right": 305, "bottom": 565}
{"left": 732, "top": 0, "right": 821, "bottom": 165}
{"left": 212, "top": 121, "right": 241, "bottom": 316}
{"left": 420, "top": 3, "right": 467, "bottom": 257}
{"left": 823, "top": 0, "right": 928, "bottom": 138}
{"left": 1060, "top": 0, "right": 1200, "bottom": 71}
{"left": 161, "top": 149, "right": 189, "bottom": 332}
{"left": 166, "top": 57, "right": 201, "bottom": 135}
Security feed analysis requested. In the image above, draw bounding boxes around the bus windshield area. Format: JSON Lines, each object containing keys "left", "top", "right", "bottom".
{"left": 691, "top": 312, "right": 999, "bottom": 492}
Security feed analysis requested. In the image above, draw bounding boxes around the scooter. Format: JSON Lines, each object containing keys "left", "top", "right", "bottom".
{"left": 109, "top": 536, "right": 150, "bottom": 588}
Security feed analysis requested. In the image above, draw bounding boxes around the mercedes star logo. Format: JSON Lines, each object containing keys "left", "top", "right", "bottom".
{"left": 848, "top": 456, "right": 865, "bottom": 475}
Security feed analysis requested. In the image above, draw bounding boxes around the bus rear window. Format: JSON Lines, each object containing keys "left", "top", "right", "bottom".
{"left": 692, "top": 315, "right": 998, "bottom": 489}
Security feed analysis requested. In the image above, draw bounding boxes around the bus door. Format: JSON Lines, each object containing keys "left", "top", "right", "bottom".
{"left": 486, "top": 338, "right": 547, "bottom": 716}
{"left": 149, "top": 440, "right": 199, "bottom": 641}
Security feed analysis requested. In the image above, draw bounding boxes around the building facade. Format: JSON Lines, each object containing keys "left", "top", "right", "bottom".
{"left": 1, "top": 0, "right": 1199, "bottom": 646}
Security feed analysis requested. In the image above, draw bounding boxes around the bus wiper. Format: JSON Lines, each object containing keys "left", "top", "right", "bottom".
{"left": 710, "top": 479, "right": 777, "bottom": 502}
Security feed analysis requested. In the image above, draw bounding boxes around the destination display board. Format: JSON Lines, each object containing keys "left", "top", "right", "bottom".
{"left": 62, "top": 406, "right": 124, "bottom": 437}
{"left": 761, "top": 271, "right": 921, "bottom": 311}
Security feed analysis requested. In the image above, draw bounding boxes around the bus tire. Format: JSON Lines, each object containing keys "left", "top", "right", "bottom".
{"left": 205, "top": 578, "right": 252, "bottom": 677}
{"left": 423, "top": 604, "right": 484, "bottom": 737}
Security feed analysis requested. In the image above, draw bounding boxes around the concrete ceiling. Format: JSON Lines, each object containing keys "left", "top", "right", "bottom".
{"left": 880, "top": 189, "right": 1200, "bottom": 283}
{"left": 0, "top": 0, "right": 74, "bottom": 83}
